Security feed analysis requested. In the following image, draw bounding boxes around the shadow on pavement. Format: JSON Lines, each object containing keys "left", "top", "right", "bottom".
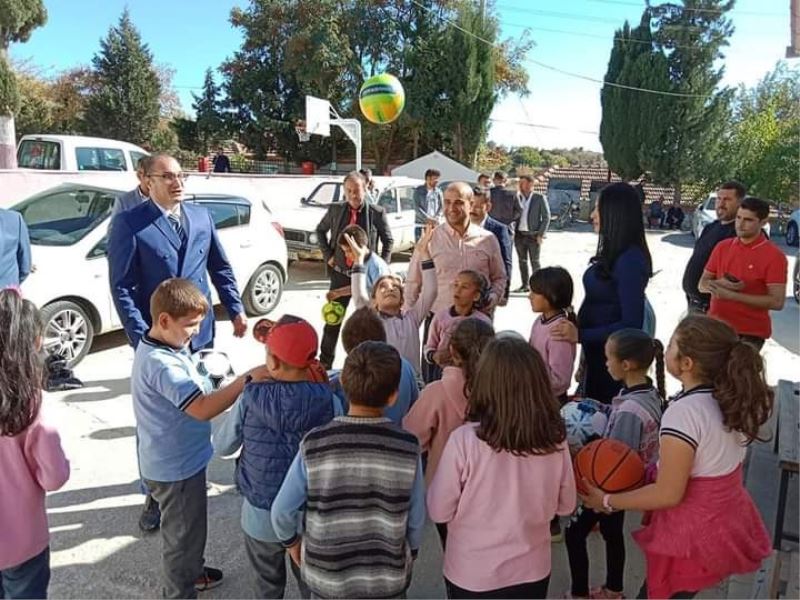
{"left": 88, "top": 426, "right": 136, "bottom": 441}
{"left": 61, "top": 378, "right": 131, "bottom": 403}
{"left": 660, "top": 232, "right": 696, "bottom": 249}
{"left": 771, "top": 297, "right": 800, "bottom": 354}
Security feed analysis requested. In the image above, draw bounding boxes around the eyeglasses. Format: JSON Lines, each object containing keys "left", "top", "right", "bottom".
{"left": 149, "top": 172, "right": 189, "bottom": 183}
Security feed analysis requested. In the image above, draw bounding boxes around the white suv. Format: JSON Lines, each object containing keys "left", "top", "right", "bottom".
{"left": 15, "top": 184, "right": 287, "bottom": 366}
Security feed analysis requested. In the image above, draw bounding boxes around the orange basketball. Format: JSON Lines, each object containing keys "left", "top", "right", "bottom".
{"left": 574, "top": 438, "right": 645, "bottom": 494}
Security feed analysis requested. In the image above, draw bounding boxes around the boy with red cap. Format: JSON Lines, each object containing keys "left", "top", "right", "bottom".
{"left": 214, "top": 315, "right": 342, "bottom": 599}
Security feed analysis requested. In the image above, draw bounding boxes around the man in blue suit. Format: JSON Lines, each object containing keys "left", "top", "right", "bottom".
{"left": 471, "top": 186, "right": 512, "bottom": 304}
{"left": 108, "top": 154, "right": 247, "bottom": 533}
{"left": 0, "top": 207, "right": 32, "bottom": 289}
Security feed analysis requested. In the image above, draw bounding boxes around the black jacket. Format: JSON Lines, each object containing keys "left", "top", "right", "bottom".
{"left": 315, "top": 201, "right": 393, "bottom": 275}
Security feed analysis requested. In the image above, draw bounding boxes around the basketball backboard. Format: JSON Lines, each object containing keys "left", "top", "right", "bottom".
{"left": 305, "top": 95, "right": 330, "bottom": 137}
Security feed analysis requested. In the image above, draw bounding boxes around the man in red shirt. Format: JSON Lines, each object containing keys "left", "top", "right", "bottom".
{"left": 699, "top": 197, "right": 787, "bottom": 349}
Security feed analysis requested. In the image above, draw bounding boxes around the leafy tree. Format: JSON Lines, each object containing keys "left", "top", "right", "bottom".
{"left": 599, "top": 12, "right": 669, "bottom": 180}
{"left": 722, "top": 62, "right": 800, "bottom": 203}
{"left": 0, "top": 0, "right": 47, "bottom": 167}
{"left": 511, "top": 146, "right": 543, "bottom": 168}
{"left": 645, "top": 0, "right": 735, "bottom": 199}
{"left": 49, "top": 67, "right": 96, "bottom": 134}
{"left": 84, "top": 9, "right": 161, "bottom": 146}
{"left": 192, "top": 68, "right": 226, "bottom": 153}
{"left": 223, "top": 0, "right": 531, "bottom": 171}
{"left": 156, "top": 63, "right": 183, "bottom": 119}
{"left": 170, "top": 116, "right": 201, "bottom": 153}
{"left": 14, "top": 69, "right": 54, "bottom": 136}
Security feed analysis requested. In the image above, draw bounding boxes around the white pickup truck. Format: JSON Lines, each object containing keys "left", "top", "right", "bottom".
{"left": 16, "top": 134, "right": 149, "bottom": 171}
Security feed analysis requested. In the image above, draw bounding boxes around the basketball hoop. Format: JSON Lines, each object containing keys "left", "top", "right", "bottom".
{"left": 295, "top": 120, "right": 311, "bottom": 143}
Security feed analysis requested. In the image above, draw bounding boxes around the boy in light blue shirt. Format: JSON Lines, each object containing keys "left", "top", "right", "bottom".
{"left": 132, "top": 278, "right": 268, "bottom": 599}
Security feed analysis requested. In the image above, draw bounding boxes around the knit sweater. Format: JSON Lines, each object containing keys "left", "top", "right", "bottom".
{"left": 271, "top": 417, "right": 426, "bottom": 599}
{"left": 604, "top": 381, "right": 662, "bottom": 467}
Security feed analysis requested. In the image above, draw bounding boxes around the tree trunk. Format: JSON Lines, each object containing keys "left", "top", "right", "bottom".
{"left": 412, "top": 128, "right": 419, "bottom": 159}
{"left": 0, "top": 114, "right": 16, "bottom": 169}
{"left": 673, "top": 180, "right": 682, "bottom": 204}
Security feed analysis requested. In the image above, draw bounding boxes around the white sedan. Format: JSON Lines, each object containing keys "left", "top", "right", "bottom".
{"left": 692, "top": 192, "right": 772, "bottom": 239}
{"left": 15, "top": 183, "right": 288, "bottom": 366}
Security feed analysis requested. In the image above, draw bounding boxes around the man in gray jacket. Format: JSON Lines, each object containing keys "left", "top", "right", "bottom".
{"left": 513, "top": 175, "right": 550, "bottom": 292}
{"left": 412, "top": 168, "right": 442, "bottom": 241}
{"left": 108, "top": 155, "right": 153, "bottom": 229}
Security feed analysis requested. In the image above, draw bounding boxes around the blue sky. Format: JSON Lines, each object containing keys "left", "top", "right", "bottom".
{"left": 11, "top": 0, "right": 792, "bottom": 151}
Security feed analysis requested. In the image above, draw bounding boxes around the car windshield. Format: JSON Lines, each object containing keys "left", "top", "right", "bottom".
{"left": 15, "top": 188, "right": 116, "bottom": 246}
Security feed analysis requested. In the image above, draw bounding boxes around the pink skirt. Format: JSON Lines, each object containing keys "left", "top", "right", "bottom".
{"left": 633, "top": 465, "right": 771, "bottom": 599}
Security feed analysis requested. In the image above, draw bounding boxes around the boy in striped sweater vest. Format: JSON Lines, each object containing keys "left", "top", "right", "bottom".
{"left": 271, "top": 341, "right": 426, "bottom": 599}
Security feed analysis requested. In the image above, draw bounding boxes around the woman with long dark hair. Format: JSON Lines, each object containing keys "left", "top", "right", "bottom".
{"left": 552, "top": 182, "right": 652, "bottom": 403}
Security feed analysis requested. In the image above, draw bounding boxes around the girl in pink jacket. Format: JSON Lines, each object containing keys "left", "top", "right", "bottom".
{"left": 0, "top": 289, "right": 70, "bottom": 599}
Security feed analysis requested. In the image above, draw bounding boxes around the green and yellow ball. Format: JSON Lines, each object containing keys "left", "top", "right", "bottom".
{"left": 322, "top": 301, "right": 346, "bottom": 326}
{"left": 359, "top": 73, "right": 405, "bottom": 125}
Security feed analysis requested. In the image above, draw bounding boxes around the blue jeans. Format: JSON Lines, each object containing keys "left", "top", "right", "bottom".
{"left": 1, "top": 547, "right": 50, "bottom": 599}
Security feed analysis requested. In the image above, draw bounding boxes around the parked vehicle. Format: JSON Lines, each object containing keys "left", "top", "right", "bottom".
{"left": 793, "top": 257, "right": 799, "bottom": 304}
{"left": 785, "top": 208, "right": 799, "bottom": 247}
{"left": 14, "top": 183, "right": 287, "bottom": 367}
{"left": 279, "top": 176, "right": 423, "bottom": 260}
{"left": 16, "top": 134, "right": 149, "bottom": 172}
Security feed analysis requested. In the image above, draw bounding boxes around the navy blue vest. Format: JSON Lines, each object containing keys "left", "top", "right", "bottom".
{"left": 236, "top": 380, "right": 334, "bottom": 509}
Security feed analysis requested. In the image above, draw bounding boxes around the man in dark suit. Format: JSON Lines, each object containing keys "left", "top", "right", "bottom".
{"left": 513, "top": 175, "right": 550, "bottom": 292}
{"left": 488, "top": 170, "right": 522, "bottom": 228}
{"left": 471, "top": 186, "right": 512, "bottom": 304}
{"left": 316, "top": 171, "right": 393, "bottom": 368}
{"left": 108, "top": 153, "right": 247, "bottom": 532}
{"left": 0, "top": 207, "right": 31, "bottom": 289}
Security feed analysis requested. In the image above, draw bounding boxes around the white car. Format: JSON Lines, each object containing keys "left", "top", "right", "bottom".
{"left": 17, "top": 134, "right": 149, "bottom": 171}
{"left": 279, "top": 176, "right": 423, "bottom": 260}
{"left": 15, "top": 184, "right": 288, "bottom": 367}
{"left": 693, "top": 193, "right": 771, "bottom": 239}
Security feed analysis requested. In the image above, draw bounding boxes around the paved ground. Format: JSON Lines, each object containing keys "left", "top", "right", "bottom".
{"left": 44, "top": 226, "right": 799, "bottom": 598}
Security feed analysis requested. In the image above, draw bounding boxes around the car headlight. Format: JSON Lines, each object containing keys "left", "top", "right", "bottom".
{"left": 308, "top": 233, "right": 318, "bottom": 244}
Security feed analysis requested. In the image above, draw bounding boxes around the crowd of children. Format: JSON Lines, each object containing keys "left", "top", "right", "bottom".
{"left": 0, "top": 209, "right": 777, "bottom": 600}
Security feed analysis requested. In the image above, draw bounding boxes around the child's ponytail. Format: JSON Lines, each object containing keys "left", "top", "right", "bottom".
{"left": 674, "top": 316, "right": 773, "bottom": 443}
{"left": 607, "top": 328, "right": 665, "bottom": 400}
{"left": 0, "top": 289, "right": 46, "bottom": 437}
{"left": 449, "top": 318, "right": 495, "bottom": 399}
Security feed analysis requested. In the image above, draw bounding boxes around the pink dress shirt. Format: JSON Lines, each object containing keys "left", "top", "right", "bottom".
{"left": 0, "top": 410, "right": 70, "bottom": 569}
{"left": 403, "top": 366, "right": 469, "bottom": 485}
{"left": 427, "top": 424, "right": 576, "bottom": 591}
{"left": 404, "top": 222, "right": 507, "bottom": 314}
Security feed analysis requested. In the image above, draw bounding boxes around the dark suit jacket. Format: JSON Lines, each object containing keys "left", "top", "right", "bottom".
{"left": 481, "top": 215, "right": 513, "bottom": 298}
{"left": 489, "top": 187, "right": 522, "bottom": 226}
{"left": 108, "top": 199, "right": 244, "bottom": 351}
{"left": 0, "top": 208, "right": 31, "bottom": 288}
{"left": 315, "top": 201, "right": 393, "bottom": 276}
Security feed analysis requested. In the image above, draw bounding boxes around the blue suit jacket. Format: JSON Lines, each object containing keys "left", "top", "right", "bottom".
{"left": 0, "top": 208, "right": 32, "bottom": 289}
{"left": 108, "top": 199, "right": 244, "bottom": 352}
{"left": 482, "top": 215, "right": 513, "bottom": 296}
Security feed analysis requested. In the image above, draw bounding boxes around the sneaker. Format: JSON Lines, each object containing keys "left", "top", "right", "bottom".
{"left": 590, "top": 586, "right": 625, "bottom": 599}
{"left": 195, "top": 567, "right": 224, "bottom": 592}
{"left": 138, "top": 494, "right": 161, "bottom": 532}
{"left": 550, "top": 518, "right": 563, "bottom": 543}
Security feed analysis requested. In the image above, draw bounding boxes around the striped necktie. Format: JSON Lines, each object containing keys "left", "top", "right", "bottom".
{"left": 168, "top": 213, "right": 186, "bottom": 246}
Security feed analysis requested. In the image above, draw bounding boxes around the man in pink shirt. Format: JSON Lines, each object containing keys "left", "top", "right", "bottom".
{"left": 405, "top": 182, "right": 507, "bottom": 381}
{"left": 405, "top": 182, "right": 507, "bottom": 316}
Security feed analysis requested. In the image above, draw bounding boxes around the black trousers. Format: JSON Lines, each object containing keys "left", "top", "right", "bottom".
{"left": 445, "top": 575, "right": 549, "bottom": 599}
{"left": 514, "top": 232, "right": 541, "bottom": 286}
{"left": 565, "top": 506, "right": 626, "bottom": 596}
{"left": 320, "top": 270, "right": 351, "bottom": 369}
{"left": 740, "top": 334, "right": 765, "bottom": 351}
{"left": 420, "top": 312, "right": 436, "bottom": 384}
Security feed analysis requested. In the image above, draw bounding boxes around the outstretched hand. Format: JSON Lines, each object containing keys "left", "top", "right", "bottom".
{"left": 416, "top": 224, "right": 435, "bottom": 259}
{"left": 344, "top": 233, "right": 369, "bottom": 266}
{"left": 578, "top": 478, "right": 609, "bottom": 513}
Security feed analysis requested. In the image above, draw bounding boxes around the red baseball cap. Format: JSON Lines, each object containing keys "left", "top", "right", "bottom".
{"left": 263, "top": 315, "right": 319, "bottom": 368}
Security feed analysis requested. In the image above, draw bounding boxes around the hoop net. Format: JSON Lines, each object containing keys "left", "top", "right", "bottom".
{"left": 295, "top": 120, "right": 311, "bottom": 143}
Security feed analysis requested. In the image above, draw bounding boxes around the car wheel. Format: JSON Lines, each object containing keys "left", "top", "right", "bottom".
{"left": 786, "top": 222, "right": 798, "bottom": 247}
{"left": 793, "top": 260, "right": 799, "bottom": 304}
{"left": 244, "top": 263, "right": 283, "bottom": 316}
{"left": 40, "top": 300, "right": 95, "bottom": 368}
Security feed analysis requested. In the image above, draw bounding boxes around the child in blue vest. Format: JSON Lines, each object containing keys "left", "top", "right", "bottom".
{"left": 214, "top": 315, "right": 342, "bottom": 598}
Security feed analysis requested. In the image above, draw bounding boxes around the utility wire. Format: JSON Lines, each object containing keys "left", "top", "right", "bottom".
{"left": 409, "top": 0, "right": 711, "bottom": 99}
{"left": 585, "top": 0, "right": 784, "bottom": 18}
{"left": 490, "top": 117, "right": 599, "bottom": 135}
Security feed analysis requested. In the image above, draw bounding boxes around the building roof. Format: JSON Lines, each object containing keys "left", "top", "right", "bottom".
{"left": 391, "top": 150, "right": 480, "bottom": 183}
